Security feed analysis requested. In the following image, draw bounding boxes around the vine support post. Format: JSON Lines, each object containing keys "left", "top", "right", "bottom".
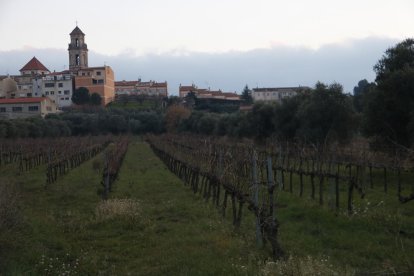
{"left": 252, "top": 150, "right": 263, "bottom": 248}
{"left": 103, "top": 152, "right": 110, "bottom": 200}
{"left": 267, "top": 156, "right": 275, "bottom": 220}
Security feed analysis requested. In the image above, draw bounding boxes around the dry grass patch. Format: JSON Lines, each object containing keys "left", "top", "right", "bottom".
{"left": 95, "top": 198, "right": 141, "bottom": 222}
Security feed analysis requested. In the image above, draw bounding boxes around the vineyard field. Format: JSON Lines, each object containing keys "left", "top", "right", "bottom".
{"left": 0, "top": 137, "right": 413, "bottom": 274}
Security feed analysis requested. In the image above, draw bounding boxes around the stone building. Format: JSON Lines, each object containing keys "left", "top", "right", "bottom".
{"left": 115, "top": 79, "right": 168, "bottom": 97}
{"left": 179, "top": 84, "right": 240, "bottom": 100}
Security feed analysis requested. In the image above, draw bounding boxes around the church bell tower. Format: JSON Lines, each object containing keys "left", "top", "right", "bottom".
{"left": 68, "top": 25, "right": 88, "bottom": 73}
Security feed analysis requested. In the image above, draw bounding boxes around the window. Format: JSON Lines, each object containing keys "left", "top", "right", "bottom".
{"left": 92, "top": 79, "right": 103, "bottom": 84}
{"left": 65, "top": 97, "right": 69, "bottom": 100}
{"left": 45, "top": 83, "right": 54, "bottom": 88}
{"left": 27, "top": 93, "right": 32, "bottom": 97}
{"left": 76, "top": 55, "right": 80, "bottom": 66}
{"left": 50, "top": 91, "right": 55, "bottom": 95}
{"left": 82, "top": 73, "right": 86, "bottom": 76}
{"left": 0, "top": 107, "right": 6, "bottom": 112}
{"left": 28, "top": 106, "right": 38, "bottom": 111}
{"left": 58, "top": 91, "right": 62, "bottom": 94}
{"left": 58, "top": 83, "right": 63, "bottom": 87}
{"left": 64, "top": 90, "right": 70, "bottom": 95}
{"left": 12, "top": 107, "right": 22, "bottom": 112}
{"left": 45, "top": 92, "right": 49, "bottom": 95}
{"left": 76, "top": 38, "right": 79, "bottom": 47}
{"left": 60, "top": 97, "right": 65, "bottom": 101}
{"left": 96, "top": 71, "right": 101, "bottom": 76}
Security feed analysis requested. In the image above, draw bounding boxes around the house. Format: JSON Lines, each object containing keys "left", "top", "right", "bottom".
{"left": 115, "top": 79, "right": 168, "bottom": 97}
{"left": 179, "top": 84, "right": 197, "bottom": 98}
{"left": 252, "top": 87, "right": 310, "bottom": 102}
{"left": 0, "top": 97, "right": 58, "bottom": 119}
{"left": 179, "top": 84, "right": 240, "bottom": 101}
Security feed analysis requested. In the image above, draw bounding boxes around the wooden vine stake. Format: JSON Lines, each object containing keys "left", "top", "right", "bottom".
{"left": 252, "top": 150, "right": 263, "bottom": 248}
{"left": 267, "top": 155, "right": 283, "bottom": 259}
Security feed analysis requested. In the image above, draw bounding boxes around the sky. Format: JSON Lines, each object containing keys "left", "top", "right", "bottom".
{"left": 0, "top": 0, "right": 413, "bottom": 94}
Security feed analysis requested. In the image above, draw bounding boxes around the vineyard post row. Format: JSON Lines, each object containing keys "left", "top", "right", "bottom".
{"left": 146, "top": 134, "right": 414, "bottom": 258}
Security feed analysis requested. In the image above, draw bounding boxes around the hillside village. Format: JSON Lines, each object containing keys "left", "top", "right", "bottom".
{"left": 0, "top": 25, "right": 306, "bottom": 119}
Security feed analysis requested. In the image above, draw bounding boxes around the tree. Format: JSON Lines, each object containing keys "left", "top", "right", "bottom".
{"left": 72, "top": 87, "right": 90, "bottom": 105}
{"left": 164, "top": 105, "right": 191, "bottom": 132}
{"left": 363, "top": 38, "right": 414, "bottom": 147}
{"left": 295, "top": 82, "right": 356, "bottom": 144}
{"left": 184, "top": 91, "right": 196, "bottom": 109}
{"left": 90, "top": 93, "right": 102, "bottom": 105}
{"left": 241, "top": 84, "right": 253, "bottom": 104}
{"left": 353, "top": 79, "right": 376, "bottom": 113}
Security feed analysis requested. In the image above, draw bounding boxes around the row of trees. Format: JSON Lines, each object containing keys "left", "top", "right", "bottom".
{"left": 0, "top": 108, "right": 164, "bottom": 139}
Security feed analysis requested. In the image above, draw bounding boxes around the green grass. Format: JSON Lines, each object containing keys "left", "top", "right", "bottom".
{"left": 1, "top": 140, "right": 413, "bottom": 275}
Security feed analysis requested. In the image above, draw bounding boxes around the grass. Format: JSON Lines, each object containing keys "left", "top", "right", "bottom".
{"left": 1, "top": 139, "right": 413, "bottom": 275}
{"left": 0, "top": 141, "right": 264, "bottom": 275}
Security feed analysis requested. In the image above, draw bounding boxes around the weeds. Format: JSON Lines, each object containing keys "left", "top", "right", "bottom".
{"left": 261, "top": 255, "right": 355, "bottom": 276}
{"left": 35, "top": 252, "right": 83, "bottom": 276}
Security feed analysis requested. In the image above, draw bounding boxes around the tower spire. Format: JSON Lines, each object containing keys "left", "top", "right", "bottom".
{"left": 68, "top": 25, "right": 88, "bottom": 73}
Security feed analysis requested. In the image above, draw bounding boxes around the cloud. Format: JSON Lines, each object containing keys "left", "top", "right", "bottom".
{"left": 0, "top": 37, "right": 398, "bottom": 95}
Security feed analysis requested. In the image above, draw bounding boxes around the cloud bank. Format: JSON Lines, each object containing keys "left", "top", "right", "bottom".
{"left": 0, "top": 37, "right": 398, "bottom": 95}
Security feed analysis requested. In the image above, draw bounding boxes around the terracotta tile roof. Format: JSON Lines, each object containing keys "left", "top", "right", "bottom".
{"left": 179, "top": 85, "right": 196, "bottom": 91}
{"left": 70, "top": 26, "right": 85, "bottom": 35}
{"left": 20, "top": 57, "right": 49, "bottom": 72}
{"left": 115, "top": 81, "right": 139, "bottom": 86}
{"left": 0, "top": 97, "right": 48, "bottom": 104}
{"left": 222, "top": 92, "right": 239, "bottom": 97}
{"left": 152, "top": 82, "right": 167, "bottom": 88}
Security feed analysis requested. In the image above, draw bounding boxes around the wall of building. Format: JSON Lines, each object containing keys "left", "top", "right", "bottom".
{"left": 0, "top": 98, "right": 57, "bottom": 119}
{"left": 75, "top": 66, "right": 115, "bottom": 105}
{"left": 42, "top": 74, "right": 73, "bottom": 108}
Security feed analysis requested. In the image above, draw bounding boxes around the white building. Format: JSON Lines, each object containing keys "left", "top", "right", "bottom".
{"left": 252, "top": 87, "right": 310, "bottom": 102}
{"left": 42, "top": 72, "right": 74, "bottom": 109}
